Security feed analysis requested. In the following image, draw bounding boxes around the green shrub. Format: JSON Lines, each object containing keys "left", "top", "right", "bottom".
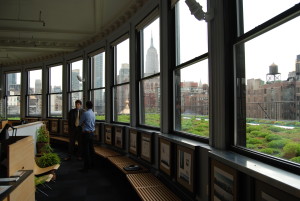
{"left": 40, "top": 144, "right": 53, "bottom": 153}
{"left": 247, "top": 144, "right": 259, "bottom": 149}
{"left": 274, "top": 121, "right": 284, "bottom": 125}
{"left": 290, "top": 156, "right": 300, "bottom": 163}
{"left": 267, "top": 126, "right": 285, "bottom": 133}
{"left": 250, "top": 131, "right": 262, "bottom": 136}
{"left": 267, "top": 140, "right": 288, "bottom": 149}
{"left": 283, "top": 143, "right": 300, "bottom": 158}
{"left": 37, "top": 125, "right": 49, "bottom": 143}
{"left": 265, "top": 134, "right": 282, "bottom": 141}
{"left": 247, "top": 138, "right": 263, "bottom": 144}
{"left": 246, "top": 125, "right": 263, "bottom": 133}
{"left": 260, "top": 148, "right": 275, "bottom": 155}
{"left": 37, "top": 153, "right": 61, "bottom": 168}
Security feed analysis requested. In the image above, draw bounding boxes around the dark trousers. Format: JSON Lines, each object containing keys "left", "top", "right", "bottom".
{"left": 68, "top": 127, "right": 83, "bottom": 157}
{"left": 82, "top": 132, "right": 95, "bottom": 169}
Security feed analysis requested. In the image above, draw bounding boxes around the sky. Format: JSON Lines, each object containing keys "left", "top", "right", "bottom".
{"left": 29, "top": 69, "right": 42, "bottom": 89}
{"left": 177, "top": 0, "right": 208, "bottom": 84}
{"left": 242, "top": 0, "right": 300, "bottom": 81}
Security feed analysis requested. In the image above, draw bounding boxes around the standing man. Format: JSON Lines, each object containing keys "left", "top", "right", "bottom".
{"left": 65, "top": 100, "right": 85, "bottom": 161}
{"left": 79, "top": 100, "right": 96, "bottom": 172}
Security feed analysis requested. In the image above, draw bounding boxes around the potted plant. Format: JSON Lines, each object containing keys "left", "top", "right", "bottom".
{"left": 36, "top": 152, "right": 61, "bottom": 168}
{"left": 36, "top": 124, "right": 50, "bottom": 154}
{"left": 40, "top": 143, "right": 53, "bottom": 153}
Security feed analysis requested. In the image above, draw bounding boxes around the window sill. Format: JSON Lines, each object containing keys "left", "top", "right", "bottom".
{"left": 209, "top": 149, "right": 300, "bottom": 198}
{"left": 159, "top": 133, "right": 210, "bottom": 150}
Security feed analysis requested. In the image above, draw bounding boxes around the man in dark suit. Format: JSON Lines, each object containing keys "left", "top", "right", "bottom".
{"left": 64, "top": 100, "right": 85, "bottom": 161}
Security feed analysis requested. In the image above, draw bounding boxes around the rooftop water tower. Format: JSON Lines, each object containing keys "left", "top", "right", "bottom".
{"left": 266, "top": 63, "right": 281, "bottom": 83}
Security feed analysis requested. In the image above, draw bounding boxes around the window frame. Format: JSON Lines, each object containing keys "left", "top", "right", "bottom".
{"left": 26, "top": 68, "right": 43, "bottom": 117}
{"left": 171, "top": 0, "right": 209, "bottom": 141}
{"left": 5, "top": 71, "right": 21, "bottom": 119}
{"left": 47, "top": 63, "right": 63, "bottom": 118}
{"left": 172, "top": 54, "right": 209, "bottom": 142}
{"left": 89, "top": 49, "right": 106, "bottom": 122}
{"left": 112, "top": 36, "right": 130, "bottom": 124}
{"left": 233, "top": 1, "right": 300, "bottom": 173}
{"left": 137, "top": 16, "right": 161, "bottom": 130}
{"left": 68, "top": 58, "right": 84, "bottom": 111}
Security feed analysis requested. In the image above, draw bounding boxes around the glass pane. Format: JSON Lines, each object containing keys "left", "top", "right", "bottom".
{"left": 70, "top": 92, "right": 83, "bottom": 110}
{"left": 91, "top": 52, "right": 105, "bottom": 88}
{"left": 241, "top": 0, "right": 299, "bottom": 34}
{"left": 6, "top": 72, "right": 21, "bottom": 95}
{"left": 142, "top": 18, "right": 160, "bottom": 77}
{"left": 140, "top": 76, "right": 160, "bottom": 127}
{"left": 28, "top": 95, "right": 42, "bottom": 116}
{"left": 49, "top": 94, "right": 62, "bottom": 117}
{"left": 176, "top": 0, "right": 207, "bottom": 65}
{"left": 114, "top": 84, "right": 130, "bottom": 123}
{"left": 7, "top": 96, "right": 20, "bottom": 118}
{"left": 115, "top": 39, "right": 130, "bottom": 84}
{"left": 28, "top": 69, "right": 42, "bottom": 94}
{"left": 236, "top": 16, "right": 300, "bottom": 164}
{"left": 92, "top": 89, "right": 105, "bottom": 120}
{"left": 70, "top": 60, "right": 83, "bottom": 91}
{"left": 174, "top": 60, "right": 209, "bottom": 137}
{"left": 50, "top": 65, "right": 62, "bottom": 93}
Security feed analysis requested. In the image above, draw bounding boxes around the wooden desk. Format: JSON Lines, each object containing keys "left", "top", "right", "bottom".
{"left": 0, "top": 170, "right": 34, "bottom": 201}
{"left": 0, "top": 136, "right": 35, "bottom": 201}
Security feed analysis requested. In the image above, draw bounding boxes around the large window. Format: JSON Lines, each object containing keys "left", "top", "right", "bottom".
{"left": 90, "top": 50, "right": 105, "bottom": 121}
{"left": 173, "top": 0, "right": 209, "bottom": 138}
{"left": 69, "top": 59, "right": 83, "bottom": 110}
{"left": 139, "top": 17, "right": 160, "bottom": 128}
{"left": 113, "top": 38, "right": 130, "bottom": 123}
{"left": 27, "top": 69, "right": 42, "bottom": 116}
{"left": 48, "top": 65, "right": 62, "bottom": 117}
{"left": 6, "top": 72, "right": 21, "bottom": 119}
{"left": 235, "top": 1, "right": 300, "bottom": 165}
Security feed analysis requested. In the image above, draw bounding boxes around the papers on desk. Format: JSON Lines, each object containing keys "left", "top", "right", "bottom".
{"left": 0, "top": 185, "right": 11, "bottom": 194}
{"left": 0, "top": 177, "right": 19, "bottom": 182}
{"left": 12, "top": 170, "right": 25, "bottom": 177}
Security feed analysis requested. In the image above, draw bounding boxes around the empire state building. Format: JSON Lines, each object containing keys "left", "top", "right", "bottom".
{"left": 145, "top": 35, "right": 159, "bottom": 76}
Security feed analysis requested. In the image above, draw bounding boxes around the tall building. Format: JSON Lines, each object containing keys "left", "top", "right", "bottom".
{"left": 94, "top": 53, "right": 104, "bottom": 87}
{"left": 93, "top": 53, "right": 105, "bottom": 115}
{"left": 7, "top": 73, "right": 16, "bottom": 85}
{"left": 71, "top": 69, "right": 80, "bottom": 91}
{"left": 116, "top": 63, "right": 130, "bottom": 114}
{"left": 145, "top": 35, "right": 159, "bottom": 76}
{"left": 35, "top": 79, "right": 42, "bottom": 94}
{"left": 118, "top": 63, "right": 129, "bottom": 83}
{"left": 144, "top": 35, "right": 160, "bottom": 113}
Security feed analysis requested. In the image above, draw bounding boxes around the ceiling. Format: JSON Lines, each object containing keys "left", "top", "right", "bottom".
{"left": 0, "top": 0, "right": 147, "bottom": 67}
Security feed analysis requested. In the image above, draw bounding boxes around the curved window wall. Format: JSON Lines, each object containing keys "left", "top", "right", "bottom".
{"left": 1, "top": 0, "right": 298, "bottom": 174}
